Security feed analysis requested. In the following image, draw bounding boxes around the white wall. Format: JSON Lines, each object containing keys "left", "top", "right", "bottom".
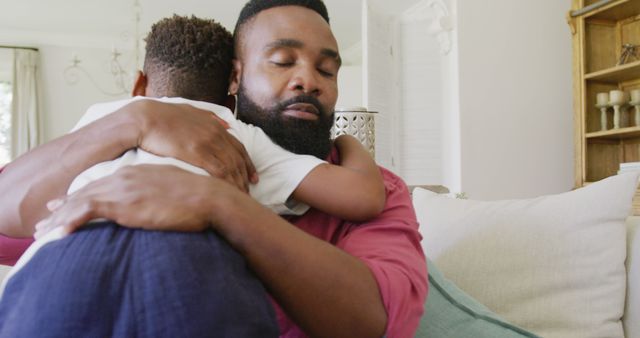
{"left": 336, "top": 65, "right": 363, "bottom": 109}
{"left": 0, "top": 26, "right": 135, "bottom": 143}
{"left": 363, "top": 0, "right": 573, "bottom": 199}
{"left": 0, "top": 40, "right": 132, "bottom": 143}
{"left": 456, "top": 0, "right": 574, "bottom": 199}
{"left": 39, "top": 46, "right": 130, "bottom": 141}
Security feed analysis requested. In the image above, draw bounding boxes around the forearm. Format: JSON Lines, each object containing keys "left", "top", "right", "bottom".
{"left": 293, "top": 137, "right": 385, "bottom": 221}
{"left": 28, "top": 164, "right": 389, "bottom": 336}
{"left": 0, "top": 112, "right": 138, "bottom": 237}
{"left": 211, "top": 194, "right": 387, "bottom": 338}
{"left": 294, "top": 164, "right": 385, "bottom": 221}
{"left": 334, "top": 135, "right": 378, "bottom": 177}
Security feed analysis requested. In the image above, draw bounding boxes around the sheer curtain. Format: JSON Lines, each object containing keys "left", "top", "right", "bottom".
{"left": 11, "top": 49, "right": 42, "bottom": 158}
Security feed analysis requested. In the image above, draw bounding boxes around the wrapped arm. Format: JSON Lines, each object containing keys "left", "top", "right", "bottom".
{"left": 0, "top": 112, "right": 139, "bottom": 237}
{"left": 31, "top": 148, "right": 427, "bottom": 337}
{"left": 335, "top": 174, "right": 428, "bottom": 337}
{"left": 292, "top": 135, "right": 386, "bottom": 222}
{"left": 0, "top": 99, "right": 256, "bottom": 237}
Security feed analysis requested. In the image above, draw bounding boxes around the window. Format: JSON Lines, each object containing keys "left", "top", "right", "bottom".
{"left": 0, "top": 48, "right": 12, "bottom": 166}
{"left": 0, "top": 81, "right": 10, "bottom": 166}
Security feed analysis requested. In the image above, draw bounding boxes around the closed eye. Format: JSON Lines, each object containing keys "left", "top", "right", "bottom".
{"left": 271, "top": 61, "right": 294, "bottom": 67}
{"left": 318, "top": 68, "right": 334, "bottom": 77}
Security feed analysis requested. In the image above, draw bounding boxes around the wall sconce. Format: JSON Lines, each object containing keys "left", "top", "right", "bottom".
{"left": 63, "top": 0, "right": 142, "bottom": 96}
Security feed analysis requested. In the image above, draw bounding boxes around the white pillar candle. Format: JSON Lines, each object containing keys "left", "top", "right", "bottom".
{"left": 610, "top": 90, "right": 625, "bottom": 105}
{"left": 631, "top": 89, "right": 640, "bottom": 103}
{"left": 596, "top": 92, "right": 609, "bottom": 106}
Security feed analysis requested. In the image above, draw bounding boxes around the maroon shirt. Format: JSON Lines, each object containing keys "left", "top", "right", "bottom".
{"left": 0, "top": 166, "right": 35, "bottom": 265}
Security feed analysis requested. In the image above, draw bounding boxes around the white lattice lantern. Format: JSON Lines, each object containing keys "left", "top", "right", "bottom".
{"left": 331, "top": 107, "right": 376, "bottom": 158}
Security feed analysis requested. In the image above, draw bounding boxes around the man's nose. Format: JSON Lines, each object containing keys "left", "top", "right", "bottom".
{"left": 287, "top": 66, "right": 321, "bottom": 96}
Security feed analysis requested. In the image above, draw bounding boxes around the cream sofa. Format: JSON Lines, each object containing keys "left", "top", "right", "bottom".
{"left": 3, "top": 177, "right": 637, "bottom": 337}
{"left": 624, "top": 216, "right": 639, "bottom": 338}
{"left": 0, "top": 265, "right": 10, "bottom": 280}
{"left": 413, "top": 173, "right": 639, "bottom": 338}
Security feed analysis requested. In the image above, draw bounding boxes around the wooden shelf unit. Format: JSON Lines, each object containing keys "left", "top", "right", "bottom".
{"left": 570, "top": 0, "right": 640, "bottom": 214}
{"left": 586, "top": 126, "right": 640, "bottom": 139}
{"left": 585, "top": 60, "right": 640, "bottom": 82}
{"left": 584, "top": 0, "right": 640, "bottom": 21}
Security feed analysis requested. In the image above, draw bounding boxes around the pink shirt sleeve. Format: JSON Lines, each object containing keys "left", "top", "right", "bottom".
{"left": 0, "top": 165, "right": 35, "bottom": 265}
{"left": 336, "top": 167, "right": 428, "bottom": 338}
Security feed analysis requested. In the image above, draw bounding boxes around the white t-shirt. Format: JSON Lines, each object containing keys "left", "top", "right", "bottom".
{"left": 0, "top": 97, "right": 325, "bottom": 295}
{"left": 70, "top": 96, "right": 325, "bottom": 215}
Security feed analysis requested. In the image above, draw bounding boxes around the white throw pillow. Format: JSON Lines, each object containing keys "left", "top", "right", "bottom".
{"left": 625, "top": 216, "right": 640, "bottom": 338}
{"left": 414, "top": 173, "right": 639, "bottom": 338}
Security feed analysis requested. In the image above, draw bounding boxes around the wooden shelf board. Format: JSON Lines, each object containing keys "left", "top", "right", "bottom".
{"left": 586, "top": 126, "right": 640, "bottom": 139}
{"left": 585, "top": 0, "right": 640, "bottom": 21}
{"left": 585, "top": 60, "right": 640, "bottom": 83}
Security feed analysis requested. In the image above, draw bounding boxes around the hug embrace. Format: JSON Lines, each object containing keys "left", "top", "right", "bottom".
{"left": 0, "top": 1, "right": 427, "bottom": 337}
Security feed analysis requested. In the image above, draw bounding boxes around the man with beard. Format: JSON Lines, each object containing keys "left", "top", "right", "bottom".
{"left": 0, "top": 14, "right": 386, "bottom": 338}
{"left": 0, "top": 0, "right": 428, "bottom": 337}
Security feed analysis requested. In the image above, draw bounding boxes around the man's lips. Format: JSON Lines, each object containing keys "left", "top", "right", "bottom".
{"left": 282, "top": 103, "right": 320, "bottom": 121}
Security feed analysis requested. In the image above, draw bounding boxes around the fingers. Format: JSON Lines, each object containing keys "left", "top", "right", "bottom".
{"left": 135, "top": 101, "right": 257, "bottom": 191}
{"left": 34, "top": 197, "right": 68, "bottom": 238}
{"left": 204, "top": 117, "right": 255, "bottom": 190}
{"left": 33, "top": 219, "right": 50, "bottom": 240}
{"left": 209, "top": 118, "right": 250, "bottom": 191}
{"left": 195, "top": 137, "right": 249, "bottom": 192}
{"left": 34, "top": 178, "right": 115, "bottom": 238}
{"left": 34, "top": 199, "right": 95, "bottom": 239}
{"left": 231, "top": 166, "right": 249, "bottom": 193}
{"left": 227, "top": 140, "right": 249, "bottom": 191}
{"left": 46, "top": 198, "right": 65, "bottom": 211}
{"left": 228, "top": 135, "right": 258, "bottom": 185}
{"left": 198, "top": 154, "right": 238, "bottom": 190}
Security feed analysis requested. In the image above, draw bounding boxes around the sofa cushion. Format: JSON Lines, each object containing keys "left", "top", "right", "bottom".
{"left": 417, "top": 257, "right": 539, "bottom": 338}
{"left": 413, "top": 173, "right": 638, "bottom": 338}
{"left": 625, "top": 216, "right": 640, "bottom": 337}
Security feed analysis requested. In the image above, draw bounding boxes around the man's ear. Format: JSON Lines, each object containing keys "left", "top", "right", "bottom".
{"left": 228, "top": 59, "right": 242, "bottom": 95}
{"left": 223, "top": 95, "right": 236, "bottom": 112}
{"left": 131, "top": 70, "right": 147, "bottom": 97}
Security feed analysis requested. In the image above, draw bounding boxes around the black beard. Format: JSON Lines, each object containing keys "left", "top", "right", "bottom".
{"left": 236, "top": 86, "right": 334, "bottom": 160}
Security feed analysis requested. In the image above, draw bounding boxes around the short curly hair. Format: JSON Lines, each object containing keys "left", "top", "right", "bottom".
{"left": 144, "top": 15, "right": 233, "bottom": 104}
{"left": 233, "top": 0, "right": 330, "bottom": 56}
